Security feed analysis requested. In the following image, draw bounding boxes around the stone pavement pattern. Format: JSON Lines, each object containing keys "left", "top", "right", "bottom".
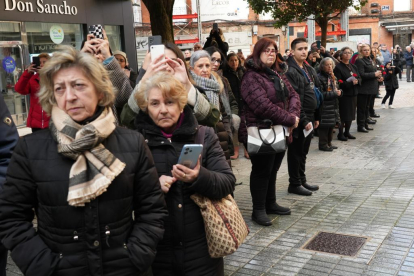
{"left": 6, "top": 76, "right": 414, "bottom": 275}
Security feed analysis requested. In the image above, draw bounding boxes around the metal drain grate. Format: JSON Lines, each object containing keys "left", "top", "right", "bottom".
{"left": 304, "top": 232, "right": 367, "bottom": 256}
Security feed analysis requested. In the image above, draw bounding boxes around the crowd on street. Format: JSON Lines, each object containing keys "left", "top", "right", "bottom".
{"left": 1, "top": 25, "right": 414, "bottom": 276}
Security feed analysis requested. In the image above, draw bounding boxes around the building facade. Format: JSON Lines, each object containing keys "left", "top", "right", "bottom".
{"left": 0, "top": 0, "right": 136, "bottom": 127}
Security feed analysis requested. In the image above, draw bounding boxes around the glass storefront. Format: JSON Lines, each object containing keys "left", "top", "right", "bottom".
{"left": 0, "top": 21, "right": 122, "bottom": 127}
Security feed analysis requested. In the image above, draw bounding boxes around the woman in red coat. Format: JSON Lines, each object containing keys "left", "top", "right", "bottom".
{"left": 14, "top": 53, "right": 50, "bottom": 132}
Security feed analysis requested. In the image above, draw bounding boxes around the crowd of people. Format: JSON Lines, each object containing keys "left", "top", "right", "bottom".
{"left": 0, "top": 24, "right": 411, "bottom": 275}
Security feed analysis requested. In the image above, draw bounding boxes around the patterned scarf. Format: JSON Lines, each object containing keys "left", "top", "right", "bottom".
{"left": 190, "top": 71, "right": 221, "bottom": 109}
{"left": 49, "top": 106, "right": 125, "bottom": 207}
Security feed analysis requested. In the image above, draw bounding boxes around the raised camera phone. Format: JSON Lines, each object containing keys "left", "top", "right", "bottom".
{"left": 316, "top": 40, "right": 321, "bottom": 49}
{"left": 178, "top": 144, "right": 203, "bottom": 169}
{"left": 150, "top": 45, "right": 165, "bottom": 62}
{"left": 213, "top": 23, "right": 219, "bottom": 31}
{"left": 88, "top": 24, "right": 104, "bottom": 39}
{"left": 32, "top": 56, "right": 40, "bottom": 68}
{"left": 148, "top": 35, "right": 162, "bottom": 50}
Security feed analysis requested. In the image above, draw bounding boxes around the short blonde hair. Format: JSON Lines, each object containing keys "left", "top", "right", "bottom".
{"left": 38, "top": 45, "right": 115, "bottom": 114}
{"left": 135, "top": 73, "right": 187, "bottom": 113}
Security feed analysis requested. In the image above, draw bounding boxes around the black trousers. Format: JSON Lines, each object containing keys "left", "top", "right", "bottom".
{"left": 318, "top": 127, "right": 334, "bottom": 148}
{"left": 250, "top": 151, "right": 285, "bottom": 210}
{"left": 382, "top": 88, "right": 396, "bottom": 105}
{"left": 0, "top": 243, "right": 7, "bottom": 276}
{"left": 288, "top": 129, "right": 312, "bottom": 187}
{"left": 369, "top": 93, "right": 376, "bottom": 116}
{"left": 357, "top": 94, "right": 372, "bottom": 127}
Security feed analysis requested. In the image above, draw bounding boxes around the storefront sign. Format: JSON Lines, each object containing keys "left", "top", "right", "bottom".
{"left": 381, "top": 5, "right": 390, "bottom": 11}
{"left": 50, "top": 25, "right": 64, "bottom": 44}
{"left": 4, "top": 0, "right": 78, "bottom": 15}
{"left": 2, "top": 56, "right": 16, "bottom": 73}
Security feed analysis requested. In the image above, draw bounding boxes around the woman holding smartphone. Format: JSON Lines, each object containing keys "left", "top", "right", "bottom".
{"left": 134, "top": 72, "right": 235, "bottom": 276}
{"left": 14, "top": 53, "right": 50, "bottom": 132}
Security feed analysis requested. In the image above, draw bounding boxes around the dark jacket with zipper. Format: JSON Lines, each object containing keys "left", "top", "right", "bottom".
{"left": 223, "top": 67, "right": 245, "bottom": 114}
{"left": 0, "top": 127, "right": 167, "bottom": 276}
{"left": 135, "top": 106, "right": 235, "bottom": 276}
{"left": 334, "top": 62, "right": 360, "bottom": 97}
{"left": 285, "top": 56, "right": 320, "bottom": 136}
{"left": 384, "top": 66, "right": 401, "bottom": 90}
{"left": 355, "top": 57, "right": 379, "bottom": 95}
{"left": 238, "top": 60, "right": 301, "bottom": 146}
{"left": 317, "top": 71, "right": 341, "bottom": 128}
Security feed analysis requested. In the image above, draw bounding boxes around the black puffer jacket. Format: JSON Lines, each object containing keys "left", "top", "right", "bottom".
{"left": 355, "top": 57, "right": 379, "bottom": 95}
{"left": 318, "top": 71, "right": 341, "bottom": 128}
{"left": 135, "top": 106, "right": 235, "bottom": 276}
{"left": 384, "top": 66, "right": 401, "bottom": 90}
{"left": 223, "top": 67, "right": 245, "bottom": 114}
{"left": 0, "top": 127, "right": 167, "bottom": 276}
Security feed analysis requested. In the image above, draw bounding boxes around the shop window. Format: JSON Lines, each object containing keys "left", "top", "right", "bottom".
{"left": 0, "top": 22, "right": 21, "bottom": 41}
{"left": 394, "top": 0, "right": 410, "bottom": 11}
{"left": 26, "top": 22, "right": 84, "bottom": 55}
{"left": 104, "top": 25, "right": 122, "bottom": 52}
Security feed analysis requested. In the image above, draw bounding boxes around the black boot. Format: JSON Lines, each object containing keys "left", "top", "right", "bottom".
{"left": 365, "top": 125, "right": 374, "bottom": 131}
{"left": 358, "top": 126, "right": 368, "bottom": 133}
{"left": 252, "top": 209, "right": 272, "bottom": 226}
{"left": 337, "top": 133, "right": 348, "bottom": 141}
{"left": 303, "top": 183, "right": 319, "bottom": 191}
{"left": 266, "top": 202, "right": 291, "bottom": 215}
{"left": 288, "top": 185, "right": 312, "bottom": 196}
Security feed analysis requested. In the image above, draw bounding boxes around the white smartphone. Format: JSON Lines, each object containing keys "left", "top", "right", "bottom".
{"left": 177, "top": 144, "right": 203, "bottom": 169}
{"left": 150, "top": 45, "right": 165, "bottom": 62}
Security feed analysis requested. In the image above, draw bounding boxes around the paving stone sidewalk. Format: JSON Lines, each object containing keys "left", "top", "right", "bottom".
{"left": 5, "top": 76, "right": 414, "bottom": 276}
{"left": 225, "top": 78, "right": 414, "bottom": 276}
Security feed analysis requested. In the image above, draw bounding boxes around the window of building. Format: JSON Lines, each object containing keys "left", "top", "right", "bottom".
{"left": 0, "top": 22, "right": 21, "bottom": 41}
{"left": 104, "top": 25, "right": 122, "bottom": 52}
{"left": 26, "top": 22, "right": 84, "bottom": 54}
{"left": 394, "top": 0, "right": 410, "bottom": 12}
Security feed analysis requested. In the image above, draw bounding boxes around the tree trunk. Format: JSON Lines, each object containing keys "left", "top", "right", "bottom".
{"left": 142, "top": 0, "right": 175, "bottom": 43}
{"left": 317, "top": 16, "right": 328, "bottom": 48}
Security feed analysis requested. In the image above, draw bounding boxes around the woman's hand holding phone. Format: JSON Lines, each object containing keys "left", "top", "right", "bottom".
{"left": 171, "top": 155, "right": 201, "bottom": 183}
{"left": 141, "top": 53, "right": 170, "bottom": 82}
{"left": 81, "top": 34, "right": 111, "bottom": 62}
{"left": 27, "top": 63, "right": 38, "bottom": 74}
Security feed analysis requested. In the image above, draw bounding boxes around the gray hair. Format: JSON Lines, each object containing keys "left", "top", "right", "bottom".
{"left": 319, "top": 57, "right": 335, "bottom": 72}
{"left": 189, "top": 50, "right": 211, "bottom": 68}
{"left": 407, "top": 46, "right": 412, "bottom": 51}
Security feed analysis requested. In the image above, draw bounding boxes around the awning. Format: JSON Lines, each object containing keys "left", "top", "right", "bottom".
{"left": 385, "top": 24, "right": 414, "bottom": 34}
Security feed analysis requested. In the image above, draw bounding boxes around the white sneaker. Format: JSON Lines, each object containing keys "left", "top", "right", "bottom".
{"left": 388, "top": 105, "right": 394, "bottom": 109}
{"left": 381, "top": 104, "right": 386, "bottom": 109}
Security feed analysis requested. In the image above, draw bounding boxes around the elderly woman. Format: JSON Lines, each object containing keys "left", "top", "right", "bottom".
{"left": 189, "top": 50, "right": 233, "bottom": 163}
{"left": 317, "top": 58, "right": 342, "bottom": 151}
{"left": 0, "top": 46, "right": 167, "bottom": 276}
{"left": 120, "top": 42, "right": 220, "bottom": 129}
{"left": 334, "top": 47, "right": 361, "bottom": 141}
{"left": 355, "top": 44, "right": 383, "bottom": 133}
{"left": 134, "top": 72, "right": 236, "bottom": 275}
{"left": 239, "top": 37, "right": 301, "bottom": 226}
{"left": 15, "top": 53, "right": 51, "bottom": 132}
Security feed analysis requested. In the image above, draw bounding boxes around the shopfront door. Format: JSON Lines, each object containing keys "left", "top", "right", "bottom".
{"left": 0, "top": 42, "right": 28, "bottom": 127}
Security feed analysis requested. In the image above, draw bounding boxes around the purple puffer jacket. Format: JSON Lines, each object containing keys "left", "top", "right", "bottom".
{"left": 238, "top": 68, "right": 301, "bottom": 145}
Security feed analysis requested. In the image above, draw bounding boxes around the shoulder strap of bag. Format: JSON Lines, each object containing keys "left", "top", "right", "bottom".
{"left": 195, "top": 126, "right": 206, "bottom": 160}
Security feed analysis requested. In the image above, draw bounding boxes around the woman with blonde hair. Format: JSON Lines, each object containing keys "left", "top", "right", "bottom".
{"left": 134, "top": 72, "right": 235, "bottom": 275}
{"left": 0, "top": 46, "right": 167, "bottom": 276}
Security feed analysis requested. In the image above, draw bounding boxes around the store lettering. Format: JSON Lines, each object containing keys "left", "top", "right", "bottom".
{"left": 4, "top": 0, "right": 77, "bottom": 15}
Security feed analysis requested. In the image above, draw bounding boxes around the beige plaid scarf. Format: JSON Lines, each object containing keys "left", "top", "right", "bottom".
{"left": 49, "top": 106, "right": 125, "bottom": 207}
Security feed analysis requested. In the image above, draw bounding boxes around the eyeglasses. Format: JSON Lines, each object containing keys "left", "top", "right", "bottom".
{"left": 211, "top": 58, "right": 223, "bottom": 65}
{"left": 343, "top": 52, "right": 352, "bottom": 55}
{"left": 264, "top": 49, "right": 276, "bottom": 55}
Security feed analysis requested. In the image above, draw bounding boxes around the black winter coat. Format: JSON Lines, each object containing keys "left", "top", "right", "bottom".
{"left": 318, "top": 71, "right": 341, "bottom": 128}
{"left": 135, "top": 106, "right": 235, "bottom": 276}
{"left": 0, "top": 94, "right": 18, "bottom": 187}
{"left": 384, "top": 66, "right": 401, "bottom": 90}
{"left": 0, "top": 127, "right": 167, "bottom": 276}
{"left": 285, "top": 57, "right": 321, "bottom": 136}
{"left": 223, "top": 67, "right": 244, "bottom": 115}
{"left": 355, "top": 57, "right": 379, "bottom": 95}
{"left": 334, "top": 62, "right": 360, "bottom": 97}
